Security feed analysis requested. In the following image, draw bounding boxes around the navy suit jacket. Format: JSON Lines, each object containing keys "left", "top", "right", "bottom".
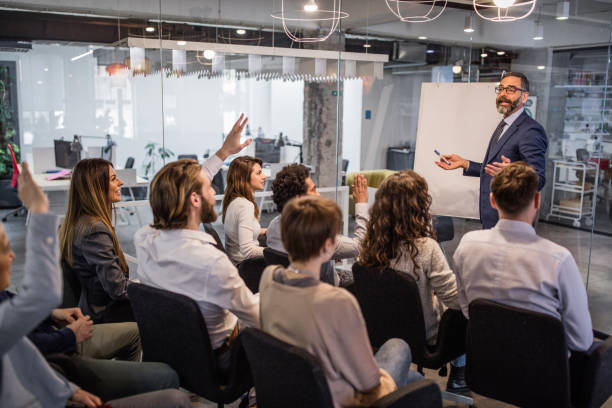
{"left": 464, "top": 111, "right": 548, "bottom": 229}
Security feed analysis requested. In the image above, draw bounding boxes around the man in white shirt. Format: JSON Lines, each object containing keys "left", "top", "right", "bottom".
{"left": 453, "top": 162, "right": 593, "bottom": 352}
{"left": 134, "top": 114, "right": 260, "bottom": 375}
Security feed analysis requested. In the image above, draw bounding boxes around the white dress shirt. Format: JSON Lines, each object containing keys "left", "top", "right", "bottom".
{"left": 497, "top": 107, "right": 524, "bottom": 141}
{"left": 266, "top": 202, "right": 370, "bottom": 259}
{"left": 453, "top": 218, "right": 593, "bottom": 352}
{"left": 223, "top": 197, "right": 264, "bottom": 265}
{"left": 133, "top": 155, "right": 260, "bottom": 349}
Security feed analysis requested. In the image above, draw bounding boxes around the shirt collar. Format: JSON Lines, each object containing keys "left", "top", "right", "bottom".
{"left": 503, "top": 107, "right": 524, "bottom": 127}
{"left": 159, "top": 227, "right": 218, "bottom": 245}
{"left": 495, "top": 218, "right": 536, "bottom": 236}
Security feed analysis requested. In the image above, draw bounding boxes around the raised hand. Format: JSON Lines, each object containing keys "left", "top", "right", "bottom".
{"left": 353, "top": 174, "right": 369, "bottom": 204}
{"left": 216, "top": 113, "right": 250, "bottom": 160}
{"left": 435, "top": 153, "right": 468, "bottom": 171}
{"left": 17, "top": 162, "right": 49, "bottom": 214}
{"left": 485, "top": 155, "right": 511, "bottom": 177}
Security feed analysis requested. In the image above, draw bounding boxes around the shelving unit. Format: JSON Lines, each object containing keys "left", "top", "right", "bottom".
{"left": 546, "top": 160, "right": 596, "bottom": 227}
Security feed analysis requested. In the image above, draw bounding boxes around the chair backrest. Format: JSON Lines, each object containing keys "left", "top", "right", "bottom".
{"left": 238, "top": 257, "right": 268, "bottom": 294}
{"left": 433, "top": 216, "right": 454, "bottom": 243}
{"left": 124, "top": 157, "right": 135, "bottom": 169}
{"left": 61, "top": 260, "right": 81, "bottom": 308}
{"left": 211, "top": 170, "right": 225, "bottom": 195}
{"left": 127, "top": 283, "right": 224, "bottom": 399}
{"left": 203, "top": 223, "right": 225, "bottom": 253}
{"left": 241, "top": 328, "right": 335, "bottom": 408}
{"left": 466, "top": 298, "right": 571, "bottom": 408}
{"left": 178, "top": 154, "right": 198, "bottom": 161}
{"left": 352, "top": 263, "right": 428, "bottom": 364}
{"left": 263, "top": 247, "right": 290, "bottom": 267}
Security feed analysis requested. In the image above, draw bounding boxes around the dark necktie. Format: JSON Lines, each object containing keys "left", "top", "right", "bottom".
{"left": 492, "top": 119, "right": 507, "bottom": 144}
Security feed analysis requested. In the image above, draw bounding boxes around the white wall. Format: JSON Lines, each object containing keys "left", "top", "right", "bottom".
{"left": 1, "top": 43, "right": 304, "bottom": 175}
{"left": 342, "top": 79, "right": 362, "bottom": 173}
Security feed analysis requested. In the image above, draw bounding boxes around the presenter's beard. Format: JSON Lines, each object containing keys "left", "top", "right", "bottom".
{"left": 200, "top": 201, "right": 218, "bottom": 224}
{"left": 496, "top": 96, "right": 521, "bottom": 115}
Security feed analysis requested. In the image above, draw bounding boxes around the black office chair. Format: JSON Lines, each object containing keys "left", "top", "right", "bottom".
{"left": 241, "top": 328, "right": 443, "bottom": 408}
{"left": 212, "top": 171, "right": 225, "bottom": 195}
{"left": 237, "top": 257, "right": 267, "bottom": 294}
{"left": 263, "top": 247, "right": 290, "bottom": 267}
{"left": 352, "top": 263, "right": 466, "bottom": 371}
{"left": 127, "top": 283, "right": 252, "bottom": 407}
{"left": 124, "top": 156, "right": 135, "bottom": 169}
{"left": 178, "top": 154, "right": 198, "bottom": 161}
{"left": 467, "top": 298, "right": 612, "bottom": 408}
{"left": 61, "top": 260, "right": 81, "bottom": 308}
{"left": 203, "top": 223, "right": 225, "bottom": 253}
{"left": 432, "top": 216, "right": 454, "bottom": 244}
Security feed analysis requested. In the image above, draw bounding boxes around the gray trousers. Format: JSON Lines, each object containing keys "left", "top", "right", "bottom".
{"left": 106, "top": 389, "right": 191, "bottom": 408}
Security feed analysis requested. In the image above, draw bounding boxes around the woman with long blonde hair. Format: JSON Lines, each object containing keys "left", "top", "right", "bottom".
{"left": 222, "top": 155, "right": 267, "bottom": 265}
{"left": 59, "top": 158, "right": 132, "bottom": 323}
{"left": 358, "top": 170, "right": 468, "bottom": 395}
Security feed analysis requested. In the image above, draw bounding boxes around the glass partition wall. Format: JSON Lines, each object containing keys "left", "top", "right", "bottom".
{"left": 2, "top": 1, "right": 611, "bottom": 332}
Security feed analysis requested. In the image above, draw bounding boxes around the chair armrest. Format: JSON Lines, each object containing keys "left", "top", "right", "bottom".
{"left": 593, "top": 329, "right": 610, "bottom": 341}
{"left": 577, "top": 336, "right": 612, "bottom": 408}
{"left": 369, "top": 379, "right": 442, "bottom": 408}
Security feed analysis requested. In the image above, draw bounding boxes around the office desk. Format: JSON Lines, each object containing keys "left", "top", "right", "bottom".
{"left": 33, "top": 174, "right": 149, "bottom": 220}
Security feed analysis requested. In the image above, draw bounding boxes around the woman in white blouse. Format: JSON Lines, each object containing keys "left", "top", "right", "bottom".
{"left": 222, "top": 156, "right": 267, "bottom": 264}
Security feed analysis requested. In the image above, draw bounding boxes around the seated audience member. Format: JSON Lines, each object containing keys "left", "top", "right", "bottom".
{"left": 267, "top": 164, "right": 370, "bottom": 285}
{"left": 134, "top": 114, "right": 259, "bottom": 377}
{"left": 29, "top": 308, "right": 141, "bottom": 360}
{"left": 222, "top": 155, "right": 267, "bottom": 265}
{"left": 357, "top": 170, "right": 467, "bottom": 394}
{"left": 0, "top": 162, "right": 190, "bottom": 408}
{"left": 259, "top": 196, "right": 423, "bottom": 408}
{"left": 59, "top": 158, "right": 133, "bottom": 323}
{"left": 453, "top": 162, "right": 593, "bottom": 352}
{"left": 26, "top": 307, "right": 179, "bottom": 402}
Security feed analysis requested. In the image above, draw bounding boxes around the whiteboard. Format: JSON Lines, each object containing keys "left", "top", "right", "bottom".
{"left": 414, "top": 82, "right": 500, "bottom": 219}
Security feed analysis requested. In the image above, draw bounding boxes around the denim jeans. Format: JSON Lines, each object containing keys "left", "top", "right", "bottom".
{"left": 374, "top": 338, "right": 424, "bottom": 387}
{"left": 451, "top": 354, "right": 466, "bottom": 367}
{"left": 107, "top": 389, "right": 191, "bottom": 408}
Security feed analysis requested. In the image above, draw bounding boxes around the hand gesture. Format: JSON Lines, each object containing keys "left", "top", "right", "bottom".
{"left": 217, "top": 113, "right": 250, "bottom": 160}
{"left": 353, "top": 174, "right": 369, "bottom": 204}
{"left": 66, "top": 315, "right": 94, "bottom": 344}
{"left": 70, "top": 389, "right": 102, "bottom": 408}
{"left": 17, "top": 162, "right": 49, "bottom": 214}
{"left": 435, "top": 154, "right": 468, "bottom": 171}
{"left": 484, "top": 155, "right": 511, "bottom": 177}
{"left": 51, "top": 307, "right": 84, "bottom": 326}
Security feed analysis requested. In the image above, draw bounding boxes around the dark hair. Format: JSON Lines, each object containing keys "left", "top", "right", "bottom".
{"left": 358, "top": 170, "right": 434, "bottom": 276}
{"left": 222, "top": 156, "right": 262, "bottom": 222}
{"left": 272, "top": 164, "right": 310, "bottom": 212}
{"left": 149, "top": 159, "right": 204, "bottom": 229}
{"left": 491, "top": 162, "right": 538, "bottom": 216}
{"left": 502, "top": 71, "right": 529, "bottom": 92}
{"left": 281, "top": 196, "right": 342, "bottom": 263}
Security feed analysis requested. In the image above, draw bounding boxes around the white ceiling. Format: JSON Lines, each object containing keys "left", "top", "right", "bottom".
{"left": 1, "top": 0, "right": 611, "bottom": 49}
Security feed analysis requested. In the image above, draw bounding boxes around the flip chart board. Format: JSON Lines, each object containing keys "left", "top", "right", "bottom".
{"left": 413, "top": 82, "right": 501, "bottom": 219}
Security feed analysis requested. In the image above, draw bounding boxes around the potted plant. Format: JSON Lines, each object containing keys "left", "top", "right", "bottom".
{"left": 142, "top": 142, "right": 174, "bottom": 180}
{"left": 0, "top": 63, "right": 21, "bottom": 208}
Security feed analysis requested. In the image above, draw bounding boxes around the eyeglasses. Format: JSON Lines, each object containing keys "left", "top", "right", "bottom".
{"left": 495, "top": 85, "right": 526, "bottom": 95}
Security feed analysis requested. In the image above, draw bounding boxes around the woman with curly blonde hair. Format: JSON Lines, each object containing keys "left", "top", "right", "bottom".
{"left": 358, "top": 170, "right": 468, "bottom": 395}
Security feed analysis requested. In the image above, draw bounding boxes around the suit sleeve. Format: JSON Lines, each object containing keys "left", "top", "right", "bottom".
{"left": 518, "top": 125, "right": 548, "bottom": 190}
{"left": 463, "top": 161, "right": 482, "bottom": 178}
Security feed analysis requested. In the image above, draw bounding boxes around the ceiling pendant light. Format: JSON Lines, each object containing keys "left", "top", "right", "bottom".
{"left": 556, "top": 1, "right": 569, "bottom": 20}
{"left": 533, "top": 22, "right": 544, "bottom": 40}
{"left": 464, "top": 15, "right": 475, "bottom": 32}
{"left": 473, "top": 0, "right": 536, "bottom": 22}
{"left": 385, "top": 0, "right": 447, "bottom": 23}
{"left": 271, "top": 0, "right": 348, "bottom": 43}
